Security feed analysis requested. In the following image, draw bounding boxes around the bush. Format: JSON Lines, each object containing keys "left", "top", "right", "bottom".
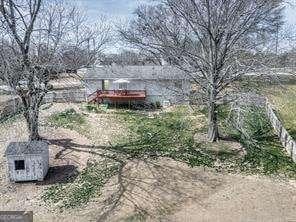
{"left": 241, "top": 106, "right": 272, "bottom": 141}
{"left": 227, "top": 105, "right": 296, "bottom": 177}
{"left": 155, "top": 101, "right": 162, "bottom": 109}
{"left": 84, "top": 103, "right": 108, "bottom": 113}
{"left": 85, "top": 104, "right": 101, "bottom": 113}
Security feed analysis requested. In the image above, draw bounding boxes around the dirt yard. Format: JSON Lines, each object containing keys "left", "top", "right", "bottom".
{"left": 0, "top": 103, "right": 296, "bottom": 222}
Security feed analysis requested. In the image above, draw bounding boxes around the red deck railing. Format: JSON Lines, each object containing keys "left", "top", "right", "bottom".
{"left": 88, "top": 90, "right": 146, "bottom": 103}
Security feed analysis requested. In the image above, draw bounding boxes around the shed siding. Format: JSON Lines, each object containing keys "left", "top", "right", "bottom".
{"left": 7, "top": 156, "right": 44, "bottom": 181}
{"left": 6, "top": 148, "right": 49, "bottom": 182}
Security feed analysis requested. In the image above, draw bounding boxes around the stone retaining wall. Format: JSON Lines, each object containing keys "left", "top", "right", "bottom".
{"left": 0, "top": 96, "right": 22, "bottom": 119}
{"left": 266, "top": 101, "right": 296, "bottom": 162}
{"left": 0, "top": 88, "right": 86, "bottom": 119}
{"left": 44, "top": 88, "right": 86, "bottom": 103}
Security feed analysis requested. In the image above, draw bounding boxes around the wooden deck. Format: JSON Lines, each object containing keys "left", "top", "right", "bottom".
{"left": 88, "top": 90, "right": 146, "bottom": 103}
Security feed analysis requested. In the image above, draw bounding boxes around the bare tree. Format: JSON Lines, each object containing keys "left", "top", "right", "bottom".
{"left": 100, "top": 50, "right": 160, "bottom": 66}
{"left": 120, "top": 0, "right": 283, "bottom": 142}
{"left": 0, "top": 0, "right": 110, "bottom": 140}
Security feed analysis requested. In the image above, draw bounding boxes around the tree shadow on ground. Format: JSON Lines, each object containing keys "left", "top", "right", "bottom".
{"left": 47, "top": 138, "right": 225, "bottom": 222}
{"left": 37, "top": 165, "right": 79, "bottom": 186}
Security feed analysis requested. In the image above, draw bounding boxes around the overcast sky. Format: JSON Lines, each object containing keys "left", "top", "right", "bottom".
{"left": 71, "top": 0, "right": 296, "bottom": 52}
{"left": 285, "top": 0, "right": 296, "bottom": 25}
{"left": 73, "top": 0, "right": 296, "bottom": 23}
{"left": 72, "top": 0, "right": 151, "bottom": 21}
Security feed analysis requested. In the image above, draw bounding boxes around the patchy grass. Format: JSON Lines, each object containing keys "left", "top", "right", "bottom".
{"left": 82, "top": 103, "right": 108, "bottom": 113}
{"left": 48, "top": 105, "right": 296, "bottom": 179}
{"left": 224, "top": 105, "right": 296, "bottom": 178}
{"left": 48, "top": 108, "right": 87, "bottom": 132}
{"left": 237, "top": 76, "right": 296, "bottom": 140}
{"left": 265, "top": 84, "right": 296, "bottom": 139}
{"left": 113, "top": 106, "right": 215, "bottom": 167}
{"left": 43, "top": 104, "right": 296, "bottom": 210}
{"left": 241, "top": 138, "right": 296, "bottom": 177}
{"left": 48, "top": 108, "right": 85, "bottom": 128}
{"left": 42, "top": 161, "right": 119, "bottom": 210}
{"left": 116, "top": 105, "right": 296, "bottom": 178}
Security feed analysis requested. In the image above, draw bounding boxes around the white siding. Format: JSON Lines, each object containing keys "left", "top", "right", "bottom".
{"left": 85, "top": 78, "right": 190, "bottom": 105}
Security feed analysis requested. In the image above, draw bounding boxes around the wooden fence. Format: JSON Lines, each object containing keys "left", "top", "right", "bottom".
{"left": 230, "top": 92, "right": 296, "bottom": 163}
{"left": 266, "top": 101, "right": 296, "bottom": 162}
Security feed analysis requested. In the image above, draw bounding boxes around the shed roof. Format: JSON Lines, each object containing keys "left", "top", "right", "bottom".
{"left": 81, "top": 65, "right": 187, "bottom": 80}
{"left": 5, "top": 141, "right": 48, "bottom": 156}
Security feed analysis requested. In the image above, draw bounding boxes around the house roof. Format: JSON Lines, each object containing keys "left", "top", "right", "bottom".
{"left": 5, "top": 141, "right": 48, "bottom": 156}
{"left": 81, "top": 65, "right": 187, "bottom": 80}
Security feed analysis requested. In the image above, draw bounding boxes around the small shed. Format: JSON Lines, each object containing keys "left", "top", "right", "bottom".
{"left": 5, "top": 141, "right": 49, "bottom": 182}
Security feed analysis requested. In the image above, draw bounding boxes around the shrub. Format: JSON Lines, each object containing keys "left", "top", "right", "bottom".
{"left": 85, "top": 104, "right": 100, "bottom": 113}
{"left": 227, "top": 105, "right": 296, "bottom": 177}
{"left": 241, "top": 106, "right": 272, "bottom": 141}
{"left": 84, "top": 103, "right": 109, "bottom": 113}
{"left": 155, "top": 101, "right": 162, "bottom": 109}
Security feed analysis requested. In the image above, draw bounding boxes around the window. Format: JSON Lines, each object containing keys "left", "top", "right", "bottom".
{"left": 102, "top": 80, "right": 109, "bottom": 90}
{"left": 14, "top": 160, "right": 25, "bottom": 170}
{"left": 119, "top": 83, "right": 128, "bottom": 90}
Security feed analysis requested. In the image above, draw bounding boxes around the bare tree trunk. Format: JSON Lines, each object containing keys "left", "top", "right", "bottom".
{"left": 207, "top": 89, "right": 219, "bottom": 142}
{"left": 26, "top": 108, "right": 40, "bottom": 141}
{"left": 22, "top": 95, "right": 41, "bottom": 141}
{"left": 207, "top": 102, "right": 219, "bottom": 142}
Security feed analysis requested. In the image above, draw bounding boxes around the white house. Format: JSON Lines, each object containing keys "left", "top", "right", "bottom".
{"left": 79, "top": 65, "right": 191, "bottom": 106}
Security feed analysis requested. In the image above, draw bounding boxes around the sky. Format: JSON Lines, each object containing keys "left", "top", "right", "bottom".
{"left": 71, "top": 0, "right": 296, "bottom": 52}
{"left": 285, "top": 0, "right": 296, "bottom": 25}
{"left": 72, "top": 0, "right": 151, "bottom": 21}
{"left": 73, "top": 0, "right": 296, "bottom": 23}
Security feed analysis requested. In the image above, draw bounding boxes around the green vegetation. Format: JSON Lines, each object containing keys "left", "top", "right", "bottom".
{"left": 43, "top": 104, "right": 296, "bottom": 210}
{"left": 48, "top": 108, "right": 86, "bottom": 130}
{"left": 114, "top": 106, "right": 214, "bottom": 167}
{"left": 237, "top": 77, "right": 296, "bottom": 140}
{"left": 83, "top": 103, "right": 108, "bottom": 113}
{"left": 225, "top": 105, "right": 296, "bottom": 177}
{"left": 42, "top": 161, "right": 119, "bottom": 209}
{"left": 154, "top": 101, "right": 162, "bottom": 109}
{"left": 114, "top": 105, "right": 296, "bottom": 178}
{"left": 265, "top": 85, "right": 296, "bottom": 139}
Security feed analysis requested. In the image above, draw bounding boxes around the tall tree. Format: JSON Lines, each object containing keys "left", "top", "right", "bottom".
{"left": 0, "top": 0, "right": 110, "bottom": 140}
{"left": 120, "top": 0, "right": 283, "bottom": 142}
